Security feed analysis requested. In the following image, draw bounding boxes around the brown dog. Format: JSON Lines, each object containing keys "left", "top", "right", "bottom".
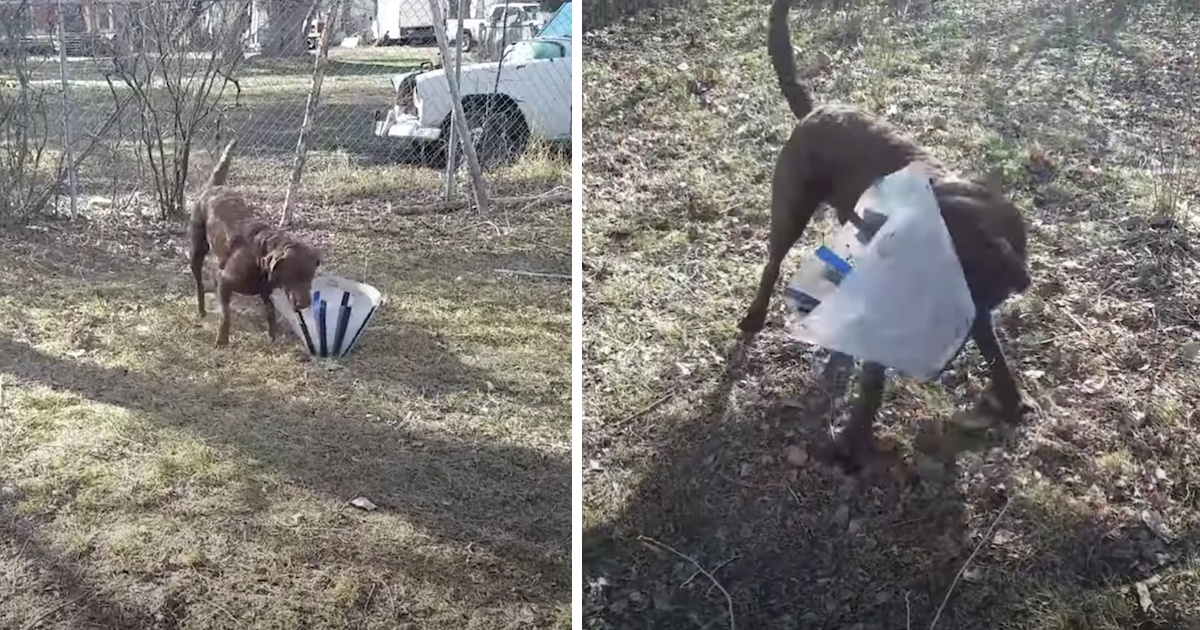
{"left": 741, "top": 0, "right": 1036, "bottom": 467}
{"left": 189, "top": 141, "right": 321, "bottom": 347}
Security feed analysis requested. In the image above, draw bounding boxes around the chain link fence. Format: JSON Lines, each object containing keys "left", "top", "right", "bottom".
{"left": 0, "top": 0, "right": 571, "bottom": 223}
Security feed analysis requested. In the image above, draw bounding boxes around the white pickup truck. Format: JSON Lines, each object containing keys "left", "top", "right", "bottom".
{"left": 445, "top": 2, "right": 546, "bottom": 52}
{"left": 371, "top": 35, "right": 571, "bottom": 167}
{"left": 372, "top": 1, "right": 571, "bottom": 167}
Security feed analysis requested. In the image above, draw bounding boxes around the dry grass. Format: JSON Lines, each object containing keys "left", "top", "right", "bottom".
{"left": 0, "top": 151, "right": 571, "bottom": 628}
{"left": 582, "top": 0, "right": 1200, "bottom": 628}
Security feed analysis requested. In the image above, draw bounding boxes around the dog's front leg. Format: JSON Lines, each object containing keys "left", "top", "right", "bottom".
{"left": 971, "top": 311, "right": 1035, "bottom": 422}
{"left": 738, "top": 151, "right": 821, "bottom": 338}
{"left": 831, "top": 361, "right": 887, "bottom": 470}
{"left": 215, "top": 279, "right": 234, "bottom": 347}
{"left": 190, "top": 231, "right": 209, "bottom": 319}
{"left": 260, "top": 292, "right": 279, "bottom": 341}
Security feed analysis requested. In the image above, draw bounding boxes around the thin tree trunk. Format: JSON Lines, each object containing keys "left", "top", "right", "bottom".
{"left": 442, "top": 0, "right": 467, "bottom": 200}
{"left": 280, "top": 0, "right": 337, "bottom": 226}
{"left": 56, "top": 0, "right": 78, "bottom": 219}
{"left": 429, "top": 0, "right": 489, "bottom": 213}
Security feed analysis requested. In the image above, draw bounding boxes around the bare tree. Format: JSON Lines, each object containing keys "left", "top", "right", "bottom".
{"left": 0, "top": 7, "right": 56, "bottom": 220}
{"left": 0, "top": 0, "right": 128, "bottom": 222}
{"left": 55, "top": 0, "right": 77, "bottom": 218}
{"left": 108, "top": 0, "right": 251, "bottom": 220}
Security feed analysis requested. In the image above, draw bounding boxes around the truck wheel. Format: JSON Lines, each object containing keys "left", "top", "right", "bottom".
{"left": 458, "top": 100, "right": 528, "bottom": 170}
{"left": 428, "top": 100, "right": 528, "bottom": 171}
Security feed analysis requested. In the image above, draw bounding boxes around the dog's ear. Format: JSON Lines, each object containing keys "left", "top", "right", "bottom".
{"left": 265, "top": 247, "right": 289, "bottom": 284}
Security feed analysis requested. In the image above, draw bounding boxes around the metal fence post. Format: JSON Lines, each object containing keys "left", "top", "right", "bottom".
{"left": 56, "top": 0, "right": 78, "bottom": 220}
{"left": 444, "top": 0, "right": 468, "bottom": 201}
{"left": 429, "top": 0, "right": 490, "bottom": 213}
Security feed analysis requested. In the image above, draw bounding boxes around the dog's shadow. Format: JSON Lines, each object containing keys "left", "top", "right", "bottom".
{"left": 311, "top": 315, "right": 527, "bottom": 399}
{"left": 186, "top": 285, "right": 522, "bottom": 403}
{"left": 583, "top": 337, "right": 974, "bottom": 625}
{"left": 583, "top": 335, "right": 1196, "bottom": 629}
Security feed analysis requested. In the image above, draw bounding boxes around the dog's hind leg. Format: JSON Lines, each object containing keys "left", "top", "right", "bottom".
{"left": 189, "top": 217, "right": 209, "bottom": 318}
{"left": 829, "top": 361, "right": 887, "bottom": 471}
{"left": 738, "top": 144, "right": 824, "bottom": 337}
{"left": 214, "top": 278, "right": 234, "bottom": 347}
{"left": 971, "top": 310, "right": 1034, "bottom": 423}
{"left": 260, "top": 291, "right": 279, "bottom": 341}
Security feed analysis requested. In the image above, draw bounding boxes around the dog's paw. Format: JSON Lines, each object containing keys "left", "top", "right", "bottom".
{"left": 1015, "top": 394, "right": 1043, "bottom": 420}
{"left": 819, "top": 427, "right": 877, "bottom": 475}
{"left": 737, "top": 310, "right": 767, "bottom": 336}
{"left": 976, "top": 389, "right": 1040, "bottom": 424}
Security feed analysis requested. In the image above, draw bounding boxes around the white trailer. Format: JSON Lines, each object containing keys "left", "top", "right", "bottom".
{"left": 446, "top": 1, "right": 543, "bottom": 52}
{"left": 373, "top": 0, "right": 449, "bottom": 46}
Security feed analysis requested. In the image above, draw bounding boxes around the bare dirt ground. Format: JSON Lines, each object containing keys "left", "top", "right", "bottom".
{"left": 582, "top": 0, "right": 1200, "bottom": 628}
{"left": 0, "top": 153, "right": 571, "bottom": 629}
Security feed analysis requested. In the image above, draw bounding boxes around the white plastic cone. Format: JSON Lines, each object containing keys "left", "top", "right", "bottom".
{"left": 272, "top": 274, "right": 384, "bottom": 358}
{"left": 786, "top": 163, "right": 976, "bottom": 381}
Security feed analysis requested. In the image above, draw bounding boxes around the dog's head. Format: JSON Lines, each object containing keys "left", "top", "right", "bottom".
{"left": 933, "top": 179, "right": 1032, "bottom": 299}
{"left": 988, "top": 232, "right": 1031, "bottom": 295}
{"left": 265, "top": 242, "right": 322, "bottom": 311}
{"left": 966, "top": 183, "right": 1032, "bottom": 296}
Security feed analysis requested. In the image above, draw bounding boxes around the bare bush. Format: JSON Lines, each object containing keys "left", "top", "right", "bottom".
{"left": 0, "top": 24, "right": 57, "bottom": 220}
{"left": 108, "top": 0, "right": 251, "bottom": 219}
{"left": 0, "top": 1, "right": 131, "bottom": 222}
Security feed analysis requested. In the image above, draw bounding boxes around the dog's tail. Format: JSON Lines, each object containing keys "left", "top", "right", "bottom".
{"left": 206, "top": 140, "right": 237, "bottom": 188}
{"left": 768, "top": 0, "right": 815, "bottom": 120}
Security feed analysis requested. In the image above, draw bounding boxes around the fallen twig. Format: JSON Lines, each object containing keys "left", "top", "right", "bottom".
{"left": 618, "top": 392, "right": 675, "bottom": 426}
{"left": 22, "top": 595, "right": 85, "bottom": 630}
{"left": 928, "top": 496, "right": 1014, "bottom": 630}
{"left": 682, "top": 554, "right": 739, "bottom": 588}
{"left": 638, "top": 535, "right": 736, "bottom": 630}
{"left": 493, "top": 268, "right": 571, "bottom": 281}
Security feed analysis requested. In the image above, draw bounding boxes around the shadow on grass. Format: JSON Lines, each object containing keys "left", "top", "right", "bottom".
{"left": 583, "top": 344, "right": 1198, "bottom": 629}
{"left": 583, "top": 339, "right": 970, "bottom": 627}
{"left": 0, "top": 328, "right": 569, "bottom": 593}
{"left": 221, "top": 101, "right": 391, "bottom": 158}
{"left": 0, "top": 502, "right": 151, "bottom": 628}
{"left": 241, "top": 57, "right": 435, "bottom": 79}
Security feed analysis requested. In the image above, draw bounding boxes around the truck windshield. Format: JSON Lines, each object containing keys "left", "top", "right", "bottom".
{"left": 504, "top": 39, "right": 564, "bottom": 62}
{"left": 537, "top": 1, "right": 570, "bottom": 39}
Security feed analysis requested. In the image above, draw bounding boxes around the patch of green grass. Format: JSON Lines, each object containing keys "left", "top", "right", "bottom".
{"left": 1096, "top": 448, "right": 1133, "bottom": 475}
